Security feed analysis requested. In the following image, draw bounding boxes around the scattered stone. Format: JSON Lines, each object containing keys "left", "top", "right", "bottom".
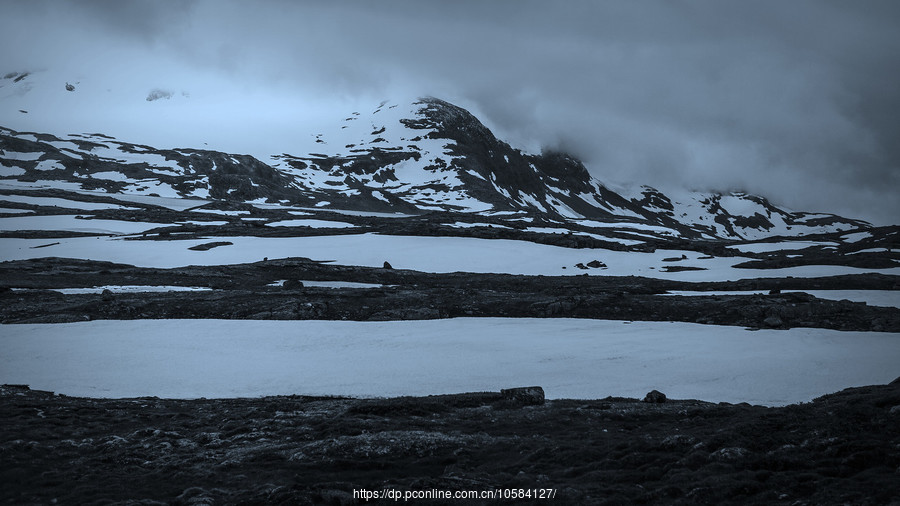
{"left": 660, "top": 434, "right": 698, "bottom": 449}
{"left": 709, "top": 447, "right": 749, "bottom": 462}
{"left": 65, "top": 82, "right": 75, "bottom": 92}
{"left": 283, "top": 279, "right": 304, "bottom": 290}
{"left": 101, "top": 289, "right": 114, "bottom": 302}
{"left": 659, "top": 266, "right": 707, "bottom": 272}
{"left": 643, "top": 390, "right": 667, "bottom": 403}
{"left": 575, "top": 263, "right": 588, "bottom": 270}
{"left": 763, "top": 315, "right": 784, "bottom": 328}
{"left": 586, "top": 260, "right": 606, "bottom": 268}
{"left": 368, "top": 307, "right": 440, "bottom": 320}
{"left": 500, "top": 386, "right": 545, "bottom": 405}
{"left": 188, "top": 241, "right": 233, "bottom": 251}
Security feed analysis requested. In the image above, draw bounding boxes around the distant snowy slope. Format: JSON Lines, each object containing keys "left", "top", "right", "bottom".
{"left": 0, "top": 72, "right": 875, "bottom": 240}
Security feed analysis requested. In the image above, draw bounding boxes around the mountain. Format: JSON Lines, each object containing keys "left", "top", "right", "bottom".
{"left": 0, "top": 91, "right": 872, "bottom": 241}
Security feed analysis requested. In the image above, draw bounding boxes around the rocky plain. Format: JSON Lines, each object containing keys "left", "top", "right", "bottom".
{"left": 2, "top": 379, "right": 899, "bottom": 505}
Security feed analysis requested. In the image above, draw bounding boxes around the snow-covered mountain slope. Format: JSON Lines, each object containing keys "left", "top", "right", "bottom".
{"left": 0, "top": 79, "right": 874, "bottom": 240}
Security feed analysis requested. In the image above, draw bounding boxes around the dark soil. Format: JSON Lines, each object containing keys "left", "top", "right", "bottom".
{"left": 2, "top": 381, "right": 899, "bottom": 505}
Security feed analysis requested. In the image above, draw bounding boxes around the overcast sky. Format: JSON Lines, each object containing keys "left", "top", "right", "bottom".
{"left": 1, "top": 0, "right": 898, "bottom": 224}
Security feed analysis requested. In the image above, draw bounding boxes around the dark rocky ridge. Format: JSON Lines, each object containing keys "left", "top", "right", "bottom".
{"left": 2, "top": 380, "right": 899, "bottom": 505}
{"left": 2, "top": 258, "right": 898, "bottom": 331}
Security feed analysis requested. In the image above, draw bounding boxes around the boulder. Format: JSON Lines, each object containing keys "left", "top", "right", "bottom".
{"left": 763, "top": 315, "right": 784, "bottom": 328}
{"left": 709, "top": 447, "right": 749, "bottom": 462}
{"left": 643, "top": 390, "right": 667, "bottom": 403}
{"left": 500, "top": 386, "right": 545, "bottom": 405}
{"left": 383, "top": 261, "right": 393, "bottom": 269}
{"left": 283, "top": 279, "right": 304, "bottom": 290}
{"left": 586, "top": 260, "right": 606, "bottom": 268}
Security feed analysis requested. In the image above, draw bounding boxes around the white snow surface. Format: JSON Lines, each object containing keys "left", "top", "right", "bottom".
{"left": 841, "top": 231, "right": 872, "bottom": 243}
{"left": 0, "top": 166, "right": 26, "bottom": 176}
{"left": 266, "top": 280, "right": 386, "bottom": 289}
{"left": 0, "top": 150, "right": 43, "bottom": 161}
{"left": 3, "top": 233, "right": 900, "bottom": 281}
{"left": 730, "top": 241, "right": 837, "bottom": 253}
{"left": 266, "top": 219, "right": 356, "bottom": 228}
{"left": 524, "top": 226, "right": 645, "bottom": 245}
{"left": 0, "top": 194, "right": 139, "bottom": 211}
{"left": 47, "top": 286, "right": 212, "bottom": 294}
{"left": 0, "top": 207, "right": 34, "bottom": 214}
{"left": 0, "top": 215, "right": 170, "bottom": 234}
{"left": 0, "top": 184, "right": 211, "bottom": 211}
{"left": 1, "top": 318, "right": 897, "bottom": 405}
{"left": 192, "top": 209, "right": 250, "bottom": 216}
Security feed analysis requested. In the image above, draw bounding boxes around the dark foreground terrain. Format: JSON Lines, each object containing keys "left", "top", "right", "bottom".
{"left": 2, "top": 381, "right": 899, "bottom": 505}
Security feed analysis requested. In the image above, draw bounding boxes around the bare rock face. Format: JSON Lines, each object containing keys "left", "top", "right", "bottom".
{"left": 500, "top": 386, "right": 545, "bottom": 405}
{"left": 643, "top": 390, "right": 667, "bottom": 403}
{"left": 283, "top": 279, "right": 304, "bottom": 290}
{"left": 763, "top": 315, "right": 784, "bottom": 328}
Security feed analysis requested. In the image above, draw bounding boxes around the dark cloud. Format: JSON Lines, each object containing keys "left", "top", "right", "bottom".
{"left": 2, "top": 0, "right": 898, "bottom": 223}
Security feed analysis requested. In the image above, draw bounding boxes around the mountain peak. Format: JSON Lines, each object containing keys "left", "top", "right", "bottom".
{"left": 0, "top": 94, "right": 873, "bottom": 239}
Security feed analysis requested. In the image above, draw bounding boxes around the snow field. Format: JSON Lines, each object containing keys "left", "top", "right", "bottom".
{"left": 0, "top": 194, "right": 140, "bottom": 211}
{"left": 1, "top": 318, "right": 897, "bottom": 405}
{"left": 0, "top": 215, "right": 171, "bottom": 235}
{"left": 3, "top": 233, "right": 899, "bottom": 281}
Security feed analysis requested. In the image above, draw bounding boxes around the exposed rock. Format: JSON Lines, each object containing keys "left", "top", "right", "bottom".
{"left": 500, "top": 386, "right": 545, "bottom": 405}
{"left": 643, "top": 390, "right": 667, "bottom": 403}
{"left": 283, "top": 279, "right": 304, "bottom": 290}
{"left": 709, "top": 447, "right": 749, "bottom": 462}
{"left": 586, "top": 260, "right": 606, "bottom": 268}
{"left": 383, "top": 261, "right": 393, "bottom": 269}
{"left": 660, "top": 265, "right": 707, "bottom": 273}
{"left": 660, "top": 434, "right": 698, "bottom": 449}
{"left": 368, "top": 308, "right": 440, "bottom": 321}
{"left": 763, "top": 315, "right": 784, "bottom": 328}
{"left": 187, "top": 241, "right": 233, "bottom": 251}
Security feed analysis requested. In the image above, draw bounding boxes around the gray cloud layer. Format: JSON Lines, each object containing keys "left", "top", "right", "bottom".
{"left": 2, "top": 0, "right": 898, "bottom": 224}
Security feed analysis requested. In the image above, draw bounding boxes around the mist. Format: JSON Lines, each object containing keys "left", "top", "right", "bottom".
{"left": 2, "top": 0, "right": 898, "bottom": 224}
